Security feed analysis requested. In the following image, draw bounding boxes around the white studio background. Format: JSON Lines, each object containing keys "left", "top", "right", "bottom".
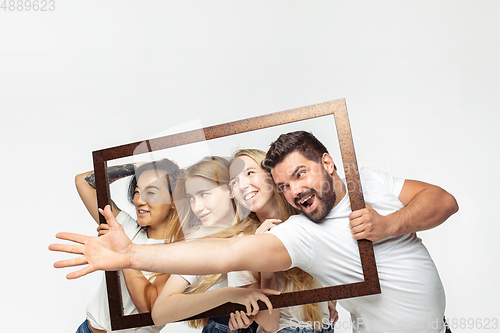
{"left": 1, "top": 1, "right": 499, "bottom": 332}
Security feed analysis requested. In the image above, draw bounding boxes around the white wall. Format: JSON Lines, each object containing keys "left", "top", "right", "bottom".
{"left": 1, "top": 1, "right": 499, "bottom": 332}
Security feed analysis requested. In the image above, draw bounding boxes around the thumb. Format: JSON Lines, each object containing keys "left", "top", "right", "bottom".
{"left": 99, "top": 205, "right": 119, "bottom": 228}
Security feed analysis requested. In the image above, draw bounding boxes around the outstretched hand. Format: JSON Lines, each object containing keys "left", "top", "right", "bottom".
{"left": 49, "top": 205, "right": 134, "bottom": 279}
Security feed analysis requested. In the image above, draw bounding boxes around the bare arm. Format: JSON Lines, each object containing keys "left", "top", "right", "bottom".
{"left": 75, "top": 164, "right": 136, "bottom": 222}
{"left": 122, "top": 270, "right": 169, "bottom": 313}
{"left": 393, "top": 179, "right": 458, "bottom": 234}
{"left": 249, "top": 219, "right": 283, "bottom": 332}
{"left": 50, "top": 205, "right": 292, "bottom": 279}
{"left": 132, "top": 233, "right": 292, "bottom": 275}
{"left": 96, "top": 222, "right": 170, "bottom": 313}
{"left": 254, "top": 273, "right": 280, "bottom": 332}
{"left": 151, "top": 275, "right": 276, "bottom": 326}
{"left": 350, "top": 179, "right": 459, "bottom": 241}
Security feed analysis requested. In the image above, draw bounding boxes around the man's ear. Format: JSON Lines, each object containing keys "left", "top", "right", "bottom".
{"left": 321, "top": 153, "right": 336, "bottom": 175}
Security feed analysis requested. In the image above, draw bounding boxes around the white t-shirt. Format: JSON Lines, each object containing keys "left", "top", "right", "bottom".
{"left": 86, "top": 211, "right": 166, "bottom": 333}
{"left": 230, "top": 271, "right": 329, "bottom": 333}
{"left": 268, "top": 168, "right": 446, "bottom": 333}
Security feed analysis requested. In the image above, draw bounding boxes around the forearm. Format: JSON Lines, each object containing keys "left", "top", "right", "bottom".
{"left": 152, "top": 287, "right": 236, "bottom": 325}
{"left": 391, "top": 185, "right": 458, "bottom": 236}
{"left": 129, "top": 234, "right": 291, "bottom": 275}
{"left": 75, "top": 164, "right": 134, "bottom": 221}
{"left": 255, "top": 273, "right": 280, "bottom": 332}
{"left": 122, "top": 269, "right": 167, "bottom": 313}
{"left": 78, "top": 164, "right": 135, "bottom": 189}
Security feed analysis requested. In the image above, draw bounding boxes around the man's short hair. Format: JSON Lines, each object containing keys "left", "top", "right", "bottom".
{"left": 263, "top": 131, "right": 336, "bottom": 170}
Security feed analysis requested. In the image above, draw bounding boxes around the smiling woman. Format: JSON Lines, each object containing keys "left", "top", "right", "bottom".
{"left": 174, "top": 156, "right": 238, "bottom": 238}
{"left": 74, "top": 158, "right": 180, "bottom": 333}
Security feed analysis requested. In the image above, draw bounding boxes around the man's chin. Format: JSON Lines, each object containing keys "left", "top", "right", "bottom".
{"left": 301, "top": 207, "right": 328, "bottom": 223}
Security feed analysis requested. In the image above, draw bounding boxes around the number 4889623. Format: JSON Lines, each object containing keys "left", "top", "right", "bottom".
{"left": 1, "top": 0, "right": 55, "bottom": 11}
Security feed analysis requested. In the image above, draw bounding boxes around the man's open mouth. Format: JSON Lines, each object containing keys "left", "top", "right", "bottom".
{"left": 298, "top": 193, "right": 316, "bottom": 210}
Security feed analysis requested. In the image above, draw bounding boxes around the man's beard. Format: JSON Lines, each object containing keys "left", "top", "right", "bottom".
{"left": 294, "top": 169, "right": 336, "bottom": 222}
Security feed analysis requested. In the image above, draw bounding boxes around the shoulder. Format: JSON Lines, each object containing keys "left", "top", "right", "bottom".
{"left": 269, "top": 214, "right": 310, "bottom": 235}
{"left": 268, "top": 215, "right": 315, "bottom": 247}
{"left": 359, "top": 167, "right": 391, "bottom": 183}
{"left": 116, "top": 210, "right": 133, "bottom": 223}
{"left": 116, "top": 211, "right": 144, "bottom": 239}
{"left": 359, "top": 167, "right": 405, "bottom": 197}
{"left": 267, "top": 216, "right": 316, "bottom": 270}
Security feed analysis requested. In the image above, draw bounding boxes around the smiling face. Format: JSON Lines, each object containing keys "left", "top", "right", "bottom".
{"left": 184, "top": 176, "right": 235, "bottom": 229}
{"left": 229, "top": 156, "right": 278, "bottom": 219}
{"left": 133, "top": 169, "right": 173, "bottom": 238}
{"left": 271, "top": 151, "right": 339, "bottom": 222}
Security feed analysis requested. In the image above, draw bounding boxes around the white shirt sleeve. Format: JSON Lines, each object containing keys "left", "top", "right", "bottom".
{"left": 179, "top": 274, "right": 197, "bottom": 285}
{"left": 116, "top": 210, "right": 142, "bottom": 240}
{"left": 360, "top": 168, "right": 405, "bottom": 198}
{"left": 228, "top": 271, "right": 257, "bottom": 287}
{"left": 267, "top": 217, "right": 315, "bottom": 271}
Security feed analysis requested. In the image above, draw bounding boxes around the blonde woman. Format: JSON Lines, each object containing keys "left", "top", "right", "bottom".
{"left": 151, "top": 156, "right": 278, "bottom": 333}
{"left": 228, "top": 149, "right": 337, "bottom": 333}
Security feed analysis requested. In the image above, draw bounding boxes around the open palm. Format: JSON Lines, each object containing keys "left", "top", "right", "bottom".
{"left": 50, "top": 205, "right": 133, "bottom": 279}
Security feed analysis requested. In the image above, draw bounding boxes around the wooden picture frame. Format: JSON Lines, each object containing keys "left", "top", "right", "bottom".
{"left": 92, "top": 98, "right": 380, "bottom": 330}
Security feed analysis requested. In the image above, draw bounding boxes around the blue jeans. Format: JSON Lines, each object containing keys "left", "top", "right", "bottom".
{"left": 76, "top": 320, "right": 93, "bottom": 333}
{"left": 277, "top": 326, "right": 334, "bottom": 333}
{"left": 202, "top": 318, "right": 257, "bottom": 333}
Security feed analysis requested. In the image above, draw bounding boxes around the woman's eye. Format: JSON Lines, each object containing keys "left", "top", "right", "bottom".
{"left": 201, "top": 193, "right": 209, "bottom": 198}
{"left": 187, "top": 196, "right": 194, "bottom": 202}
{"left": 230, "top": 179, "right": 238, "bottom": 187}
{"left": 247, "top": 171, "right": 254, "bottom": 176}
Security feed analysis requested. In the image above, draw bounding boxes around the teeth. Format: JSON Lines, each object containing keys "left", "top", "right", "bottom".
{"left": 300, "top": 194, "right": 313, "bottom": 205}
{"left": 245, "top": 192, "right": 256, "bottom": 201}
{"left": 139, "top": 210, "right": 149, "bottom": 214}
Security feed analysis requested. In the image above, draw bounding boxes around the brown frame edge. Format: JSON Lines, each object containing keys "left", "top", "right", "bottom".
{"left": 92, "top": 98, "right": 380, "bottom": 330}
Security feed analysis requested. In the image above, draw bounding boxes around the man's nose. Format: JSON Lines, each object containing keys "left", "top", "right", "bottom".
{"left": 290, "top": 182, "right": 302, "bottom": 199}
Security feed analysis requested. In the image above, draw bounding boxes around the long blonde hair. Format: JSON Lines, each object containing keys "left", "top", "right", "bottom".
{"left": 231, "top": 149, "right": 325, "bottom": 326}
{"left": 173, "top": 156, "right": 238, "bottom": 236}
{"left": 173, "top": 156, "right": 239, "bottom": 329}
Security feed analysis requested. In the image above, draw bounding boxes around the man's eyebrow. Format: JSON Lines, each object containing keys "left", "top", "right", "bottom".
{"left": 291, "top": 165, "right": 305, "bottom": 177}
{"left": 274, "top": 165, "right": 305, "bottom": 188}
